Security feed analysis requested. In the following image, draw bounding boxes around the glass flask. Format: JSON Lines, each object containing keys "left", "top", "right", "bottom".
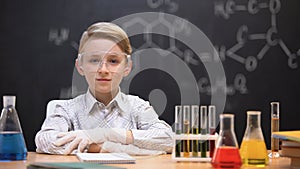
{"left": 211, "top": 114, "right": 242, "bottom": 169}
{"left": 0, "top": 96, "right": 27, "bottom": 161}
{"left": 240, "top": 111, "right": 268, "bottom": 167}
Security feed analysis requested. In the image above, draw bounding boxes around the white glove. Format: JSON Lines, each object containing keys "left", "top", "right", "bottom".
{"left": 84, "top": 128, "right": 127, "bottom": 144}
{"left": 101, "top": 141, "right": 166, "bottom": 156}
{"left": 54, "top": 128, "right": 127, "bottom": 154}
{"left": 54, "top": 130, "right": 92, "bottom": 154}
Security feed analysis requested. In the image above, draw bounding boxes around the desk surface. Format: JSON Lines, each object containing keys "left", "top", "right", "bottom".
{"left": 0, "top": 152, "right": 292, "bottom": 169}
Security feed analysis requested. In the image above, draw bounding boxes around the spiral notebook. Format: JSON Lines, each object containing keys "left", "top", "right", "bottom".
{"left": 76, "top": 153, "right": 136, "bottom": 164}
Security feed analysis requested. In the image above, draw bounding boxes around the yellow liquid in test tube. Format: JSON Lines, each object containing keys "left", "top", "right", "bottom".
{"left": 240, "top": 139, "right": 269, "bottom": 167}
{"left": 183, "top": 120, "right": 190, "bottom": 157}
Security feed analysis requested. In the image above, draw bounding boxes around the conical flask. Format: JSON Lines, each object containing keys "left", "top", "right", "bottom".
{"left": 240, "top": 111, "right": 268, "bottom": 167}
{"left": 0, "top": 96, "right": 27, "bottom": 161}
{"left": 211, "top": 114, "right": 242, "bottom": 168}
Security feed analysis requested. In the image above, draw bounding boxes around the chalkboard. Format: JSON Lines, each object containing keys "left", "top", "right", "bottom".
{"left": 0, "top": 0, "right": 299, "bottom": 151}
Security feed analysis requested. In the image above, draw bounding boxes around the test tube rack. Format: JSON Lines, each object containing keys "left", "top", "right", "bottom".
{"left": 172, "top": 133, "right": 218, "bottom": 162}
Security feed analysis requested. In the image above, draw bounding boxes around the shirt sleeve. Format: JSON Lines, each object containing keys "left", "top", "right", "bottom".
{"left": 130, "top": 104, "right": 174, "bottom": 153}
{"left": 35, "top": 104, "right": 72, "bottom": 154}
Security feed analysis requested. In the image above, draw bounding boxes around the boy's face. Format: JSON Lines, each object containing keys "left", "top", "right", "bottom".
{"left": 76, "top": 38, "right": 131, "bottom": 97}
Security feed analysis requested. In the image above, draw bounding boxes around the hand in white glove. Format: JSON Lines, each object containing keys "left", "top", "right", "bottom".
{"left": 54, "top": 130, "right": 92, "bottom": 154}
{"left": 85, "top": 128, "right": 127, "bottom": 144}
{"left": 54, "top": 128, "right": 127, "bottom": 154}
{"left": 101, "top": 141, "right": 166, "bottom": 156}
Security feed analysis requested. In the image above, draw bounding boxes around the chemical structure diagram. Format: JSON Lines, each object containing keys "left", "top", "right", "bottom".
{"left": 132, "top": 0, "right": 251, "bottom": 96}
{"left": 145, "top": 0, "right": 299, "bottom": 96}
{"left": 48, "top": 0, "right": 299, "bottom": 97}
{"left": 214, "top": 0, "right": 299, "bottom": 71}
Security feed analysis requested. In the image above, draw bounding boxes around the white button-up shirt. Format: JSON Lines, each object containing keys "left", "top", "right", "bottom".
{"left": 35, "top": 90, "right": 173, "bottom": 154}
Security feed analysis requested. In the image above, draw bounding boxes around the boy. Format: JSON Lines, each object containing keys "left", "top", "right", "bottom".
{"left": 35, "top": 22, "right": 173, "bottom": 155}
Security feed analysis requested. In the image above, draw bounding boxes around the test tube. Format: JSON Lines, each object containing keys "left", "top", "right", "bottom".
{"left": 200, "top": 105, "right": 208, "bottom": 157}
{"left": 191, "top": 105, "right": 199, "bottom": 157}
{"left": 269, "top": 102, "right": 280, "bottom": 158}
{"left": 183, "top": 105, "right": 190, "bottom": 157}
{"left": 175, "top": 105, "right": 182, "bottom": 157}
{"left": 208, "top": 105, "right": 216, "bottom": 158}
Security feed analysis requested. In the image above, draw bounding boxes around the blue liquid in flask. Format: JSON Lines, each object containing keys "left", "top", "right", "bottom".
{"left": 0, "top": 96, "right": 27, "bottom": 161}
{"left": 0, "top": 132, "right": 27, "bottom": 161}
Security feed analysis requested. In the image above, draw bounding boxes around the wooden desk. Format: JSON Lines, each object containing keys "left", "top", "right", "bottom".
{"left": 0, "top": 152, "right": 292, "bottom": 169}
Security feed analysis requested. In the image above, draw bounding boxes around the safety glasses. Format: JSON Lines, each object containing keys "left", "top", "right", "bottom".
{"left": 78, "top": 51, "right": 131, "bottom": 73}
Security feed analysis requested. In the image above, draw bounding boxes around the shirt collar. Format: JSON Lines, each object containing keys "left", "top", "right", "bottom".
{"left": 85, "top": 89, "right": 98, "bottom": 113}
{"left": 113, "top": 88, "right": 130, "bottom": 114}
{"left": 84, "top": 88, "right": 129, "bottom": 114}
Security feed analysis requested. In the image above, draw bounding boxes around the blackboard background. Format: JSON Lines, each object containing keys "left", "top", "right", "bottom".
{"left": 0, "top": 0, "right": 299, "bottom": 151}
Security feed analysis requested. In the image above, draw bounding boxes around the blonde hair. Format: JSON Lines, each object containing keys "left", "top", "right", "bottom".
{"left": 78, "top": 22, "right": 132, "bottom": 55}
